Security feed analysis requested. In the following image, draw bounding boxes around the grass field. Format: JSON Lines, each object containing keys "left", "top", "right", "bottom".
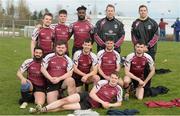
{"left": 0, "top": 37, "right": 180, "bottom": 115}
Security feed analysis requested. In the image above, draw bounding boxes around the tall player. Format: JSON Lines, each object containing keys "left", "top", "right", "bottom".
{"left": 69, "top": 5, "right": 94, "bottom": 56}
{"left": 31, "top": 13, "right": 54, "bottom": 57}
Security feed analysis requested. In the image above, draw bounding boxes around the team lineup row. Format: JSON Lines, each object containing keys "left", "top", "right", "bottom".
{"left": 17, "top": 4, "right": 157, "bottom": 114}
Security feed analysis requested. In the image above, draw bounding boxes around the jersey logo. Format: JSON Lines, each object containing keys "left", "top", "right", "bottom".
{"left": 114, "top": 24, "right": 118, "bottom": 29}
{"left": 148, "top": 25, "right": 152, "bottom": 30}
{"left": 108, "top": 30, "right": 113, "bottom": 34}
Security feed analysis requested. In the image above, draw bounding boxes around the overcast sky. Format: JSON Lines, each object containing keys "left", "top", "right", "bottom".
{"left": 1, "top": 0, "right": 180, "bottom": 18}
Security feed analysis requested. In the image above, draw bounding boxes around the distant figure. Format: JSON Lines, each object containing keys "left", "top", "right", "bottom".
{"left": 159, "top": 18, "right": 168, "bottom": 40}
{"left": 171, "top": 17, "right": 180, "bottom": 42}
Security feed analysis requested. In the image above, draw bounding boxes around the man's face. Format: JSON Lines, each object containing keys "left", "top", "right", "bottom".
{"left": 135, "top": 43, "right": 145, "bottom": 55}
{"left": 105, "top": 40, "right": 114, "bottom": 51}
{"left": 59, "top": 13, "right": 67, "bottom": 24}
{"left": 139, "top": 7, "right": 148, "bottom": 19}
{"left": 78, "top": 9, "right": 86, "bottom": 20}
{"left": 106, "top": 7, "right": 115, "bottom": 19}
{"left": 34, "top": 49, "right": 43, "bottom": 60}
{"left": 55, "top": 44, "right": 67, "bottom": 56}
{"left": 82, "top": 42, "right": 92, "bottom": 54}
{"left": 109, "top": 74, "right": 119, "bottom": 86}
{"left": 42, "top": 15, "right": 52, "bottom": 27}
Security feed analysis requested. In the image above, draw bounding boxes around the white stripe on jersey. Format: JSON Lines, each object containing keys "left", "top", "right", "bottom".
{"left": 42, "top": 53, "right": 55, "bottom": 69}
{"left": 31, "top": 28, "right": 39, "bottom": 41}
{"left": 20, "top": 59, "right": 33, "bottom": 73}
{"left": 64, "top": 55, "right": 73, "bottom": 71}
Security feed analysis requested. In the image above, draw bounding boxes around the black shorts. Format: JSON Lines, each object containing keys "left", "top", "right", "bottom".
{"left": 132, "top": 79, "right": 151, "bottom": 90}
{"left": 79, "top": 92, "right": 92, "bottom": 110}
{"left": 33, "top": 84, "right": 46, "bottom": 93}
{"left": 46, "top": 80, "right": 63, "bottom": 93}
{"left": 73, "top": 73, "right": 84, "bottom": 87}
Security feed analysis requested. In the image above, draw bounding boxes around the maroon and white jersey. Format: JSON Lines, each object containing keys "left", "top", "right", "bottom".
{"left": 32, "top": 27, "right": 54, "bottom": 54}
{"left": 125, "top": 53, "right": 154, "bottom": 80}
{"left": 97, "top": 50, "right": 121, "bottom": 76}
{"left": 89, "top": 80, "right": 123, "bottom": 108}
{"left": 53, "top": 23, "right": 70, "bottom": 43}
{"left": 69, "top": 20, "right": 94, "bottom": 48}
{"left": 42, "top": 53, "right": 73, "bottom": 77}
{"left": 73, "top": 50, "right": 97, "bottom": 74}
{"left": 20, "top": 59, "right": 46, "bottom": 86}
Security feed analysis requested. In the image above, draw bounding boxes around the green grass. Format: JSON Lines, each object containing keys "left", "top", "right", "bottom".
{"left": 0, "top": 37, "right": 180, "bottom": 115}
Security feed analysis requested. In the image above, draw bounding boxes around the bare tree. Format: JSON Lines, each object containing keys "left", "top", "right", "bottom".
{"left": 6, "top": 0, "right": 15, "bottom": 18}
{"left": 16, "top": 0, "right": 31, "bottom": 20}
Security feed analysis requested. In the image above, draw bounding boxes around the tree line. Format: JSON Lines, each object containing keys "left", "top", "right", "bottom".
{"left": 0, "top": 0, "right": 50, "bottom": 20}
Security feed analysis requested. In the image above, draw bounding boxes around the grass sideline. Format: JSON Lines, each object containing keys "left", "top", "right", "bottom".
{"left": 0, "top": 37, "right": 180, "bottom": 115}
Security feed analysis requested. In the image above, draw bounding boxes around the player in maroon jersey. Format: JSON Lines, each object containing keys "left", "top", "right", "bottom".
{"left": 29, "top": 72, "right": 122, "bottom": 113}
{"left": 69, "top": 5, "right": 94, "bottom": 56}
{"left": 73, "top": 38, "right": 100, "bottom": 92}
{"left": 31, "top": 13, "right": 54, "bottom": 57}
{"left": 123, "top": 42, "right": 155, "bottom": 100}
{"left": 53, "top": 9, "right": 71, "bottom": 55}
{"left": 97, "top": 38, "right": 123, "bottom": 87}
{"left": 17, "top": 47, "right": 46, "bottom": 109}
{"left": 41, "top": 40, "right": 76, "bottom": 104}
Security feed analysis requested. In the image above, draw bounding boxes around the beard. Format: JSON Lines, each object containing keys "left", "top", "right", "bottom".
{"left": 78, "top": 16, "right": 85, "bottom": 20}
{"left": 33, "top": 56, "right": 43, "bottom": 62}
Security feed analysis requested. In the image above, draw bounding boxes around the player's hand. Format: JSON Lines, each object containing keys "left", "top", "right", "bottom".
{"left": 21, "top": 78, "right": 27, "bottom": 85}
{"left": 138, "top": 79, "right": 144, "bottom": 86}
{"left": 51, "top": 78, "right": 60, "bottom": 84}
{"left": 81, "top": 76, "right": 88, "bottom": 83}
{"left": 35, "top": 24, "right": 42, "bottom": 29}
{"left": 102, "top": 102, "right": 110, "bottom": 109}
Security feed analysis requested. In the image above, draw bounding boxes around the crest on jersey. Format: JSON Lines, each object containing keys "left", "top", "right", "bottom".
{"left": 114, "top": 24, "right": 118, "bottom": 29}
{"left": 148, "top": 25, "right": 152, "bottom": 29}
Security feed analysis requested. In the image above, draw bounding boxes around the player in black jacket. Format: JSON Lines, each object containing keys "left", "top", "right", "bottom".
{"left": 131, "top": 5, "right": 159, "bottom": 60}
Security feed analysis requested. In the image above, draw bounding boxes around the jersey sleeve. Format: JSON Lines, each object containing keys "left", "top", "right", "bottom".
{"left": 42, "top": 53, "right": 55, "bottom": 69}
{"left": 65, "top": 55, "right": 73, "bottom": 71}
{"left": 144, "top": 53, "right": 154, "bottom": 69}
{"left": 97, "top": 50, "right": 104, "bottom": 65}
{"left": 95, "top": 80, "right": 108, "bottom": 91}
{"left": 73, "top": 50, "right": 81, "bottom": 65}
{"left": 114, "top": 50, "right": 121, "bottom": 64}
{"left": 125, "top": 53, "right": 134, "bottom": 68}
{"left": 116, "top": 85, "right": 123, "bottom": 102}
{"left": 31, "top": 27, "right": 39, "bottom": 41}
{"left": 19, "top": 59, "right": 33, "bottom": 73}
{"left": 90, "top": 52, "right": 98, "bottom": 66}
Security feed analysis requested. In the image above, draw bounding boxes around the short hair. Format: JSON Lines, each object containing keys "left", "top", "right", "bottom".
{"left": 139, "top": 5, "right": 148, "bottom": 11}
{"left": 84, "top": 38, "right": 93, "bottom": 44}
{"left": 160, "top": 18, "right": 163, "bottom": 21}
{"left": 55, "top": 40, "right": 67, "bottom": 47}
{"left": 105, "top": 37, "right": 114, "bottom": 42}
{"left": 43, "top": 12, "right": 53, "bottom": 19}
{"left": 135, "top": 41, "right": 145, "bottom": 46}
{"left": 106, "top": 4, "right": 115, "bottom": 11}
{"left": 77, "top": 5, "right": 87, "bottom": 11}
{"left": 34, "top": 46, "right": 43, "bottom": 53}
{"left": 59, "top": 9, "right": 67, "bottom": 15}
{"left": 111, "top": 71, "right": 119, "bottom": 77}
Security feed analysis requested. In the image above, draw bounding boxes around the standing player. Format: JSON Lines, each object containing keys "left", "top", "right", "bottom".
{"left": 69, "top": 5, "right": 94, "bottom": 56}
{"left": 17, "top": 47, "right": 46, "bottom": 109}
{"left": 41, "top": 41, "right": 76, "bottom": 104}
{"left": 73, "top": 38, "right": 100, "bottom": 92}
{"left": 94, "top": 4, "right": 125, "bottom": 53}
{"left": 53, "top": 9, "right": 71, "bottom": 55}
{"left": 31, "top": 13, "right": 54, "bottom": 57}
{"left": 131, "top": 5, "right": 159, "bottom": 60}
{"left": 123, "top": 42, "right": 155, "bottom": 100}
{"left": 30, "top": 72, "right": 123, "bottom": 113}
{"left": 97, "top": 38, "right": 123, "bottom": 87}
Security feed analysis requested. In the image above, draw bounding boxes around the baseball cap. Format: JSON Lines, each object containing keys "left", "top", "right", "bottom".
{"left": 21, "top": 81, "right": 31, "bottom": 92}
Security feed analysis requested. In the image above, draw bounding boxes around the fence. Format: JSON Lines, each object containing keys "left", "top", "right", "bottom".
{"left": 0, "top": 16, "right": 176, "bottom": 41}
